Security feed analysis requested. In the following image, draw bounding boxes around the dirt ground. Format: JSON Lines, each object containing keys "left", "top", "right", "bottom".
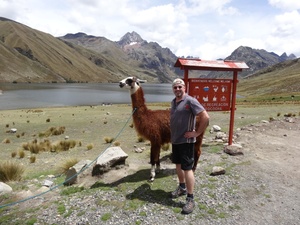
{"left": 93, "top": 116, "right": 300, "bottom": 224}
{"left": 231, "top": 117, "right": 300, "bottom": 224}
{"left": 1, "top": 106, "right": 300, "bottom": 224}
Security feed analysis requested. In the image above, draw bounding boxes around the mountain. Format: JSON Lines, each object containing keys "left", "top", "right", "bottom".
{"left": 206, "top": 46, "right": 296, "bottom": 78}
{"left": 60, "top": 31, "right": 180, "bottom": 82}
{"left": 238, "top": 57, "right": 300, "bottom": 97}
{"left": 0, "top": 18, "right": 178, "bottom": 83}
{"left": 226, "top": 46, "right": 296, "bottom": 76}
{"left": 0, "top": 17, "right": 118, "bottom": 83}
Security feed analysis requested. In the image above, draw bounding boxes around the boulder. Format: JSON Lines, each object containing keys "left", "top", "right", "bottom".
{"left": 64, "top": 160, "right": 93, "bottom": 186}
{"left": 224, "top": 144, "right": 244, "bottom": 156}
{"left": 92, "top": 147, "right": 128, "bottom": 176}
{"left": 0, "top": 182, "right": 12, "bottom": 194}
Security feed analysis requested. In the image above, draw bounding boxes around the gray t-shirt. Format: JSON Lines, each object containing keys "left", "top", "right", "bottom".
{"left": 170, "top": 94, "right": 205, "bottom": 144}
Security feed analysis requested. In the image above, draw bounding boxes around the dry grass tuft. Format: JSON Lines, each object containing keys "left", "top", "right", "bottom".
{"left": 0, "top": 161, "right": 25, "bottom": 182}
{"left": 86, "top": 143, "right": 94, "bottom": 150}
{"left": 39, "top": 126, "right": 66, "bottom": 137}
{"left": 56, "top": 158, "right": 79, "bottom": 175}
{"left": 22, "top": 139, "right": 52, "bottom": 153}
{"left": 22, "top": 139, "right": 77, "bottom": 153}
{"left": 161, "top": 143, "right": 170, "bottom": 151}
{"left": 18, "top": 150, "right": 25, "bottom": 158}
{"left": 29, "top": 155, "right": 36, "bottom": 163}
{"left": 137, "top": 136, "right": 145, "bottom": 143}
{"left": 113, "top": 141, "right": 121, "bottom": 146}
{"left": 104, "top": 137, "right": 114, "bottom": 143}
{"left": 53, "top": 140, "right": 77, "bottom": 152}
{"left": 2, "top": 138, "right": 11, "bottom": 144}
{"left": 11, "top": 151, "right": 17, "bottom": 158}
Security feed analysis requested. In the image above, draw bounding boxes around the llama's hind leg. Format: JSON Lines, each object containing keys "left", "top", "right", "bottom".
{"left": 150, "top": 165, "right": 156, "bottom": 182}
{"left": 193, "top": 132, "right": 204, "bottom": 171}
{"left": 149, "top": 144, "right": 160, "bottom": 182}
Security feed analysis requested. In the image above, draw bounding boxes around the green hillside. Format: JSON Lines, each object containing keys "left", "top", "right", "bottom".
{"left": 238, "top": 58, "right": 300, "bottom": 98}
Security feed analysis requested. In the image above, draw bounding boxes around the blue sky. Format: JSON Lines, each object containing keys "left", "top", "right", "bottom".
{"left": 1, "top": 0, "right": 300, "bottom": 59}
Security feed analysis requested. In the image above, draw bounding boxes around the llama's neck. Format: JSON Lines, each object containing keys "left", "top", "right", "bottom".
{"left": 130, "top": 86, "right": 147, "bottom": 111}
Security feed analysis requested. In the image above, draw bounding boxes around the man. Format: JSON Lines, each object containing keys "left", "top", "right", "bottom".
{"left": 170, "top": 78, "right": 210, "bottom": 214}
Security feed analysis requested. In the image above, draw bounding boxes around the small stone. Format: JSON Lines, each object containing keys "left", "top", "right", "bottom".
{"left": 210, "top": 166, "right": 226, "bottom": 176}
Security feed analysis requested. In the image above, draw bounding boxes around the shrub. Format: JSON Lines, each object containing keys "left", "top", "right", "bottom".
{"left": 2, "top": 138, "right": 11, "bottom": 144}
{"left": 137, "top": 136, "right": 145, "bottom": 143}
{"left": 69, "top": 140, "right": 77, "bottom": 148}
{"left": 51, "top": 140, "right": 76, "bottom": 152}
{"left": 56, "top": 158, "right": 79, "bottom": 175}
{"left": 284, "top": 112, "right": 293, "bottom": 117}
{"left": 113, "top": 141, "right": 121, "bottom": 146}
{"left": 29, "top": 155, "right": 36, "bottom": 163}
{"left": 104, "top": 137, "right": 114, "bottom": 143}
{"left": 18, "top": 150, "right": 25, "bottom": 158}
{"left": 46, "top": 118, "right": 50, "bottom": 122}
{"left": 22, "top": 139, "right": 53, "bottom": 153}
{"left": 0, "top": 161, "right": 25, "bottom": 182}
{"left": 161, "top": 143, "right": 170, "bottom": 151}
{"left": 86, "top": 143, "right": 94, "bottom": 150}
{"left": 11, "top": 151, "right": 17, "bottom": 158}
{"left": 40, "top": 126, "right": 66, "bottom": 137}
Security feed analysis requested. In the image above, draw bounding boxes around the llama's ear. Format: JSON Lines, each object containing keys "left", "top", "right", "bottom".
{"left": 137, "top": 79, "right": 147, "bottom": 83}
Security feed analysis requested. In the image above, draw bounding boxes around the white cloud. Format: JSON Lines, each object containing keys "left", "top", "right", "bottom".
{"left": 268, "top": 0, "right": 300, "bottom": 10}
{"left": 0, "top": 0, "right": 299, "bottom": 59}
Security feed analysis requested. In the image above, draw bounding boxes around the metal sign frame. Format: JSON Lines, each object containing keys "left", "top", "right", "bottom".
{"left": 174, "top": 58, "right": 249, "bottom": 145}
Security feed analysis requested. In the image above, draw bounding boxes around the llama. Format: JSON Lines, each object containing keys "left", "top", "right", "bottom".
{"left": 119, "top": 77, "right": 204, "bottom": 181}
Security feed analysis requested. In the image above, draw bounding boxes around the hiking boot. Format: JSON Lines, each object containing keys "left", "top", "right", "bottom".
{"left": 182, "top": 197, "right": 195, "bottom": 214}
{"left": 171, "top": 186, "right": 187, "bottom": 198}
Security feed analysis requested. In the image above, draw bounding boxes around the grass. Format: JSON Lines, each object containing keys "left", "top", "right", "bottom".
{"left": 60, "top": 186, "right": 85, "bottom": 196}
{"left": 0, "top": 161, "right": 25, "bottom": 182}
{"left": 0, "top": 101, "right": 299, "bottom": 223}
{"left": 101, "top": 212, "right": 112, "bottom": 221}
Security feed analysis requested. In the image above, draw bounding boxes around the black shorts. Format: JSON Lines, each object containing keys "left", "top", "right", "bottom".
{"left": 172, "top": 143, "right": 194, "bottom": 170}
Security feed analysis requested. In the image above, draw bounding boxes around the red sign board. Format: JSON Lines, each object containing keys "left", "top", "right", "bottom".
{"left": 188, "top": 78, "right": 232, "bottom": 111}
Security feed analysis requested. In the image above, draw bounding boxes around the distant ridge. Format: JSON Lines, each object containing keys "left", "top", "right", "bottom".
{"left": 0, "top": 17, "right": 300, "bottom": 96}
{"left": 207, "top": 46, "right": 297, "bottom": 78}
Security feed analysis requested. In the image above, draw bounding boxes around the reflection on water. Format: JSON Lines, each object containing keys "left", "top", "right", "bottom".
{"left": 0, "top": 83, "right": 174, "bottom": 110}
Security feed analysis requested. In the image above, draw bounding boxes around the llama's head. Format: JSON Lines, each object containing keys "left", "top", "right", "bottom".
{"left": 119, "top": 77, "right": 146, "bottom": 92}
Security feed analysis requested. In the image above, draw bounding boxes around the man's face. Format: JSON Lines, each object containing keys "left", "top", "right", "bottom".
{"left": 173, "top": 85, "right": 185, "bottom": 98}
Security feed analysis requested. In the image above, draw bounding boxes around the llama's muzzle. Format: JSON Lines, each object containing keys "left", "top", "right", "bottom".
{"left": 119, "top": 82, "right": 125, "bottom": 88}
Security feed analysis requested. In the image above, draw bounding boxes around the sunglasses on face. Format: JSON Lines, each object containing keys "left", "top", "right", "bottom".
{"left": 173, "top": 86, "right": 183, "bottom": 90}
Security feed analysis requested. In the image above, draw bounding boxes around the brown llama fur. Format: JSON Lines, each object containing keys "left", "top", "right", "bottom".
{"left": 119, "top": 77, "right": 204, "bottom": 181}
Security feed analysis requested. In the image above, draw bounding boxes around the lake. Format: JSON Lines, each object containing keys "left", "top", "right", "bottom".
{"left": 0, "top": 83, "right": 174, "bottom": 110}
